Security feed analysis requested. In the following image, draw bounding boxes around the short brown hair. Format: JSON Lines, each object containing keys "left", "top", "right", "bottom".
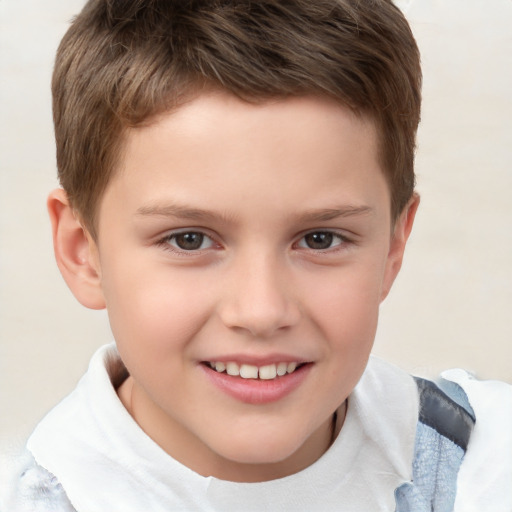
{"left": 53, "top": 0, "right": 421, "bottom": 237}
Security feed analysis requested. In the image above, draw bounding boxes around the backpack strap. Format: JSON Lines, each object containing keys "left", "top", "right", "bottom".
{"left": 395, "top": 377, "right": 476, "bottom": 512}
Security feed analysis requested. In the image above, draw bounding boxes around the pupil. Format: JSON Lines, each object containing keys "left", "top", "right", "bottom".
{"left": 176, "top": 232, "right": 203, "bottom": 250}
{"left": 305, "top": 232, "right": 333, "bottom": 250}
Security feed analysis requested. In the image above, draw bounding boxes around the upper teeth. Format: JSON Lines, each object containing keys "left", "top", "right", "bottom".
{"left": 209, "top": 361, "right": 298, "bottom": 380}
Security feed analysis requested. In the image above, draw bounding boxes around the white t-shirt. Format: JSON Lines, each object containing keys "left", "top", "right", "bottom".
{"left": 4, "top": 344, "right": 512, "bottom": 511}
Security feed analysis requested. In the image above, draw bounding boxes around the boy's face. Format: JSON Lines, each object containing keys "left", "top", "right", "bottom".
{"left": 85, "top": 93, "right": 415, "bottom": 480}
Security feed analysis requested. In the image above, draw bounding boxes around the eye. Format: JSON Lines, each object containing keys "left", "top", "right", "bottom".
{"left": 297, "top": 231, "right": 345, "bottom": 250}
{"left": 163, "top": 231, "right": 215, "bottom": 251}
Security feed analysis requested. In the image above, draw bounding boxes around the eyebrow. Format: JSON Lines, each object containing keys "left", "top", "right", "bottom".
{"left": 136, "top": 203, "right": 228, "bottom": 222}
{"left": 296, "top": 206, "right": 374, "bottom": 223}
{"left": 136, "top": 203, "right": 373, "bottom": 223}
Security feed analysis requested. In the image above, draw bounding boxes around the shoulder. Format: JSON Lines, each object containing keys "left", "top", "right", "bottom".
{"left": 0, "top": 449, "right": 76, "bottom": 512}
{"left": 392, "top": 367, "right": 511, "bottom": 511}
{"left": 2, "top": 344, "right": 122, "bottom": 512}
{"left": 441, "top": 370, "right": 512, "bottom": 511}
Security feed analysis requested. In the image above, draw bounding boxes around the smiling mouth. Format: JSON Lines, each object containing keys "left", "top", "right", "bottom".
{"left": 204, "top": 361, "right": 306, "bottom": 380}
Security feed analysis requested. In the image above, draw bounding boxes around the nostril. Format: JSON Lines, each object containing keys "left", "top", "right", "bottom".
{"left": 219, "top": 301, "right": 300, "bottom": 338}
{"left": 217, "top": 266, "right": 301, "bottom": 336}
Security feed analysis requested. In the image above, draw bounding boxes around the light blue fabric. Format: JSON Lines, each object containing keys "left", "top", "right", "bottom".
{"left": 395, "top": 481, "right": 431, "bottom": 512}
{"left": 437, "top": 378, "right": 475, "bottom": 418}
{"left": 4, "top": 457, "right": 76, "bottom": 512}
{"left": 395, "top": 423, "right": 465, "bottom": 512}
{"left": 395, "top": 379, "right": 474, "bottom": 512}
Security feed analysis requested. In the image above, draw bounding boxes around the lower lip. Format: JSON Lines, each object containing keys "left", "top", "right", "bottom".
{"left": 201, "top": 364, "right": 312, "bottom": 405}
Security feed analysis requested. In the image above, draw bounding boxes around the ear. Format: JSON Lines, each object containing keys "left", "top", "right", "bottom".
{"left": 380, "top": 193, "right": 420, "bottom": 302}
{"left": 47, "top": 189, "right": 106, "bottom": 310}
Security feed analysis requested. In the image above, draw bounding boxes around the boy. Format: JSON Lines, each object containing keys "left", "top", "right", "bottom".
{"left": 3, "top": 0, "right": 511, "bottom": 510}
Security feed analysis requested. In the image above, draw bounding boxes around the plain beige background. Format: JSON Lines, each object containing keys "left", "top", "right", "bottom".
{"left": 1, "top": 0, "right": 511, "bottom": 460}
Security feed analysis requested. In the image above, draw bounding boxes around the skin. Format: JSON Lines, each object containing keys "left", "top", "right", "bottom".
{"left": 48, "top": 92, "right": 418, "bottom": 483}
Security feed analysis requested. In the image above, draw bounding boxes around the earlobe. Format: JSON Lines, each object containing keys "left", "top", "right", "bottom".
{"left": 47, "top": 189, "right": 106, "bottom": 310}
{"left": 380, "top": 193, "right": 420, "bottom": 302}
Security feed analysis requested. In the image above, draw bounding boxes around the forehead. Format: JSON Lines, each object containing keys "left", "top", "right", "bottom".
{"left": 142, "top": 92, "right": 376, "bottom": 152}
{"left": 99, "top": 93, "right": 389, "bottom": 229}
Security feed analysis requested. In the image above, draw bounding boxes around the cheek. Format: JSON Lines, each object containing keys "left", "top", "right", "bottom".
{"left": 309, "top": 270, "right": 383, "bottom": 403}
{"left": 307, "top": 265, "right": 384, "bottom": 341}
{"left": 100, "top": 257, "right": 212, "bottom": 358}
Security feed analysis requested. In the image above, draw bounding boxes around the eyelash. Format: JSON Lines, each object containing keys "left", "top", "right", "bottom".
{"left": 156, "top": 231, "right": 219, "bottom": 255}
{"left": 295, "top": 231, "right": 349, "bottom": 252}
{"left": 156, "top": 229, "right": 352, "bottom": 255}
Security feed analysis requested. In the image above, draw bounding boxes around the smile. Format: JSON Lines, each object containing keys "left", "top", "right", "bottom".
{"left": 206, "top": 361, "right": 301, "bottom": 380}
{"left": 202, "top": 359, "right": 312, "bottom": 404}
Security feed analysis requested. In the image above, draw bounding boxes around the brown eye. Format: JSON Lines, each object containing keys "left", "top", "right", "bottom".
{"left": 171, "top": 232, "right": 209, "bottom": 251}
{"left": 304, "top": 232, "right": 333, "bottom": 249}
{"left": 298, "top": 232, "right": 344, "bottom": 250}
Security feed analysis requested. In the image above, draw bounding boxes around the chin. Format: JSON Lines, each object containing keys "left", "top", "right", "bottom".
{"left": 213, "top": 430, "right": 306, "bottom": 467}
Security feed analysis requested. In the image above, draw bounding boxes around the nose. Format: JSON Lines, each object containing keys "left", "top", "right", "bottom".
{"left": 218, "top": 252, "right": 300, "bottom": 338}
